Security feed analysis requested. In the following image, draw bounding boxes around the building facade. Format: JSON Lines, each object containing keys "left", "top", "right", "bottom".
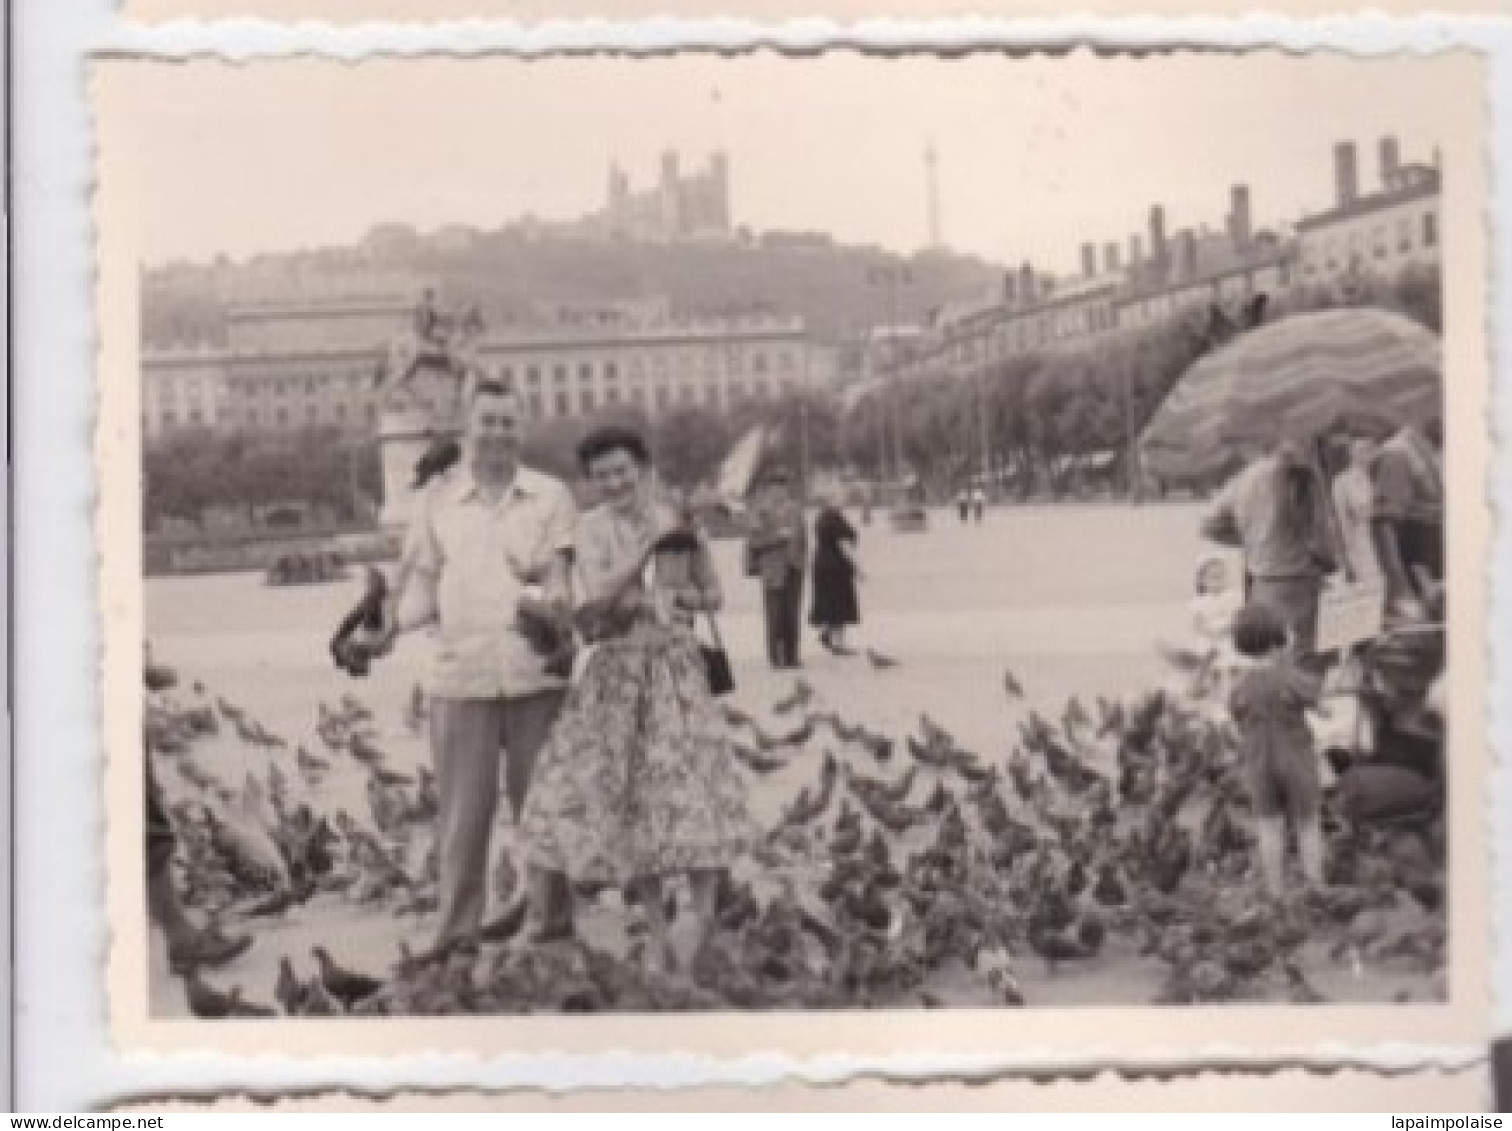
{"left": 855, "top": 134, "right": 1436, "bottom": 404}
{"left": 1295, "top": 137, "right": 1441, "bottom": 287}
{"left": 140, "top": 346, "right": 229, "bottom": 440}
{"left": 141, "top": 294, "right": 821, "bottom": 441}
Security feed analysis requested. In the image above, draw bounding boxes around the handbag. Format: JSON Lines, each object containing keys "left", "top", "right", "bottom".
{"left": 671, "top": 530, "right": 735, "bottom": 697}
{"left": 699, "top": 612, "right": 735, "bottom": 696}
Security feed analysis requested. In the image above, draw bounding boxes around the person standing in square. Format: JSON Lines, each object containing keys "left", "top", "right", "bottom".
{"left": 378, "top": 380, "right": 578, "bottom": 955}
{"left": 745, "top": 469, "right": 808, "bottom": 669}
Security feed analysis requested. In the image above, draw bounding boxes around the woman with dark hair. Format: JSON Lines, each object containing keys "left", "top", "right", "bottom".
{"left": 520, "top": 425, "right": 757, "bottom": 977}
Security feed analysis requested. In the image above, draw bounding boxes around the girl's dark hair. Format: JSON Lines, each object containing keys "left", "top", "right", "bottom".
{"left": 1231, "top": 601, "right": 1289, "bottom": 658}
{"left": 577, "top": 425, "right": 650, "bottom": 472}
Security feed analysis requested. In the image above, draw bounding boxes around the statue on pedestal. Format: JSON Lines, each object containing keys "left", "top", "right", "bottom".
{"left": 375, "top": 291, "right": 492, "bottom": 526}
{"left": 376, "top": 289, "right": 489, "bottom": 416}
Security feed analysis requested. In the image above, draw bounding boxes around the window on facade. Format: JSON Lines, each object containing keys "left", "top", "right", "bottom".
{"left": 778, "top": 349, "right": 794, "bottom": 371}
{"left": 731, "top": 381, "right": 747, "bottom": 401}
{"left": 1424, "top": 212, "right": 1438, "bottom": 247}
{"left": 305, "top": 377, "right": 317, "bottom": 394}
{"left": 1373, "top": 224, "right": 1388, "bottom": 258}
{"left": 501, "top": 366, "right": 514, "bottom": 385}
{"left": 527, "top": 366, "right": 541, "bottom": 385}
{"left": 605, "top": 388, "right": 620, "bottom": 405}
{"left": 247, "top": 408, "right": 260, "bottom": 426}
{"left": 753, "top": 352, "right": 768, "bottom": 374}
{"left": 306, "top": 404, "right": 319, "bottom": 422}
{"left": 630, "top": 358, "right": 645, "bottom": 379}
{"left": 1398, "top": 218, "right": 1412, "bottom": 252}
{"left": 630, "top": 388, "right": 646, "bottom": 407}
{"left": 679, "top": 386, "right": 695, "bottom": 404}
{"left": 704, "top": 385, "right": 719, "bottom": 407}
{"left": 655, "top": 387, "right": 670, "bottom": 410}
{"left": 753, "top": 380, "right": 771, "bottom": 400}
{"left": 729, "top": 352, "right": 744, "bottom": 374}
{"left": 365, "top": 404, "right": 377, "bottom": 423}
{"left": 161, "top": 408, "right": 177, "bottom": 429}
{"left": 528, "top": 393, "right": 544, "bottom": 418}
{"left": 334, "top": 403, "right": 347, "bottom": 420}
{"left": 554, "top": 364, "right": 567, "bottom": 383}
{"left": 275, "top": 407, "right": 289, "bottom": 425}
{"left": 579, "top": 363, "right": 593, "bottom": 382}
{"left": 605, "top": 362, "right": 619, "bottom": 380}
{"left": 555, "top": 391, "right": 570, "bottom": 416}
{"left": 581, "top": 390, "right": 597, "bottom": 412}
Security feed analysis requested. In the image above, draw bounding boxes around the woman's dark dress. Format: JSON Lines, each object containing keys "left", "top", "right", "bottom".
{"left": 810, "top": 507, "right": 860, "bottom": 630}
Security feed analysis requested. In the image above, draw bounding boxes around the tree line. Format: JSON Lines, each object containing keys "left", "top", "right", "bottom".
{"left": 144, "top": 426, "right": 383, "bottom": 532}
{"left": 841, "top": 262, "right": 1441, "bottom": 500}
{"left": 143, "top": 263, "right": 1440, "bottom": 526}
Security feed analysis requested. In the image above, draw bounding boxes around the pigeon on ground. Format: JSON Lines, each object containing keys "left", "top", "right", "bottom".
{"left": 311, "top": 947, "right": 385, "bottom": 1011}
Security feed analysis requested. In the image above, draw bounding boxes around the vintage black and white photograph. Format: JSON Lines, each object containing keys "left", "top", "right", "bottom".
{"left": 94, "top": 49, "right": 1489, "bottom": 1049}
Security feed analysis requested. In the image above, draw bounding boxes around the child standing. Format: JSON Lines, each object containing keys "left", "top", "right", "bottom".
{"left": 1228, "top": 601, "right": 1326, "bottom": 899}
{"left": 1161, "top": 556, "right": 1244, "bottom": 707}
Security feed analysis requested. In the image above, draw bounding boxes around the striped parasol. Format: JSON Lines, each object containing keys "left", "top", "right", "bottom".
{"left": 1139, "top": 307, "right": 1442, "bottom": 481}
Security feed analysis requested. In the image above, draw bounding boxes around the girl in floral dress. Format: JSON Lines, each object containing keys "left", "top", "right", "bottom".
{"left": 520, "top": 425, "right": 758, "bottom": 976}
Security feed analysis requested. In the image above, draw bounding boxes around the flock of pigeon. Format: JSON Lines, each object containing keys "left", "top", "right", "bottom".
{"left": 145, "top": 653, "right": 1447, "bottom": 1018}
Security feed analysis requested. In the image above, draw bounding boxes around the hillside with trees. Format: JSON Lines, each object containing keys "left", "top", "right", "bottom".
{"left": 141, "top": 225, "right": 1007, "bottom": 356}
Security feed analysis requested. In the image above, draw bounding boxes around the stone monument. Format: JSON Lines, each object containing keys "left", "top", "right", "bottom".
{"left": 375, "top": 296, "right": 486, "bottom": 530}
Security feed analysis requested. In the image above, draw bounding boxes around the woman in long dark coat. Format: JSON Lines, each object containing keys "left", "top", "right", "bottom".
{"left": 810, "top": 494, "right": 861, "bottom": 654}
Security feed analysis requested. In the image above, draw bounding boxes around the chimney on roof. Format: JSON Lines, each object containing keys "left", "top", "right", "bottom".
{"left": 1019, "top": 261, "right": 1035, "bottom": 303}
{"left": 1334, "top": 141, "right": 1359, "bottom": 208}
{"left": 1081, "top": 243, "right": 1097, "bottom": 278}
{"left": 1229, "top": 185, "right": 1252, "bottom": 250}
{"left": 1003, "top": 271, "right": 1017, "bottom": 305}
{"left": 1104, "top": 242, "right": 1120, "bottom": 273}
{"left": 1129, "top": 233, "right": 1144, "bottom": 272}
{"left": 1380, "top": 136, "right": 1401, "bottom": 191}
{"left": 1149, "top": 205, "right": 1169, "bottom": 276}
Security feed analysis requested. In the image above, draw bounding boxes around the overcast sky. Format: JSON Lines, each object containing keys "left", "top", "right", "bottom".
{"left": 125, "top": 51, "right": 1453, "bottom": 274}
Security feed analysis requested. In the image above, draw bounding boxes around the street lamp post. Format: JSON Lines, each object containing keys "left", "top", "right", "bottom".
{"left": 1120, "top": 355, "right": 1139, "bottom": 504}
{"left": 798, "top": 338, "right": 812, "bottom": 501}
{"left": 885, "top": 268, "right": 907, "bottom": 487}
{"left": 866, "top": 263, "right": 914, "bottom": 492}
{"left": 977, "top": 362, "right": 992, "bottom": 495}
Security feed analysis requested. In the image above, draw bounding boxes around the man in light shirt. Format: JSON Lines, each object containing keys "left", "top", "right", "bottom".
{"left": 379, "top": 380, "right": 577, "bottom": 954}
{"left": 1201, "top": 434, "right": 1337, "bottom": 657}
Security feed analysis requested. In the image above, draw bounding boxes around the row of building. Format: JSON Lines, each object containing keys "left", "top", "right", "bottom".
{"left": 142, "top": 295, "right": 833, "bottom": 441}
{"left": 853, "top": 135, "right": 1441, "bottom": 402}
{"left": 143, "top": 135, "right": 1439, "bottom": 441}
